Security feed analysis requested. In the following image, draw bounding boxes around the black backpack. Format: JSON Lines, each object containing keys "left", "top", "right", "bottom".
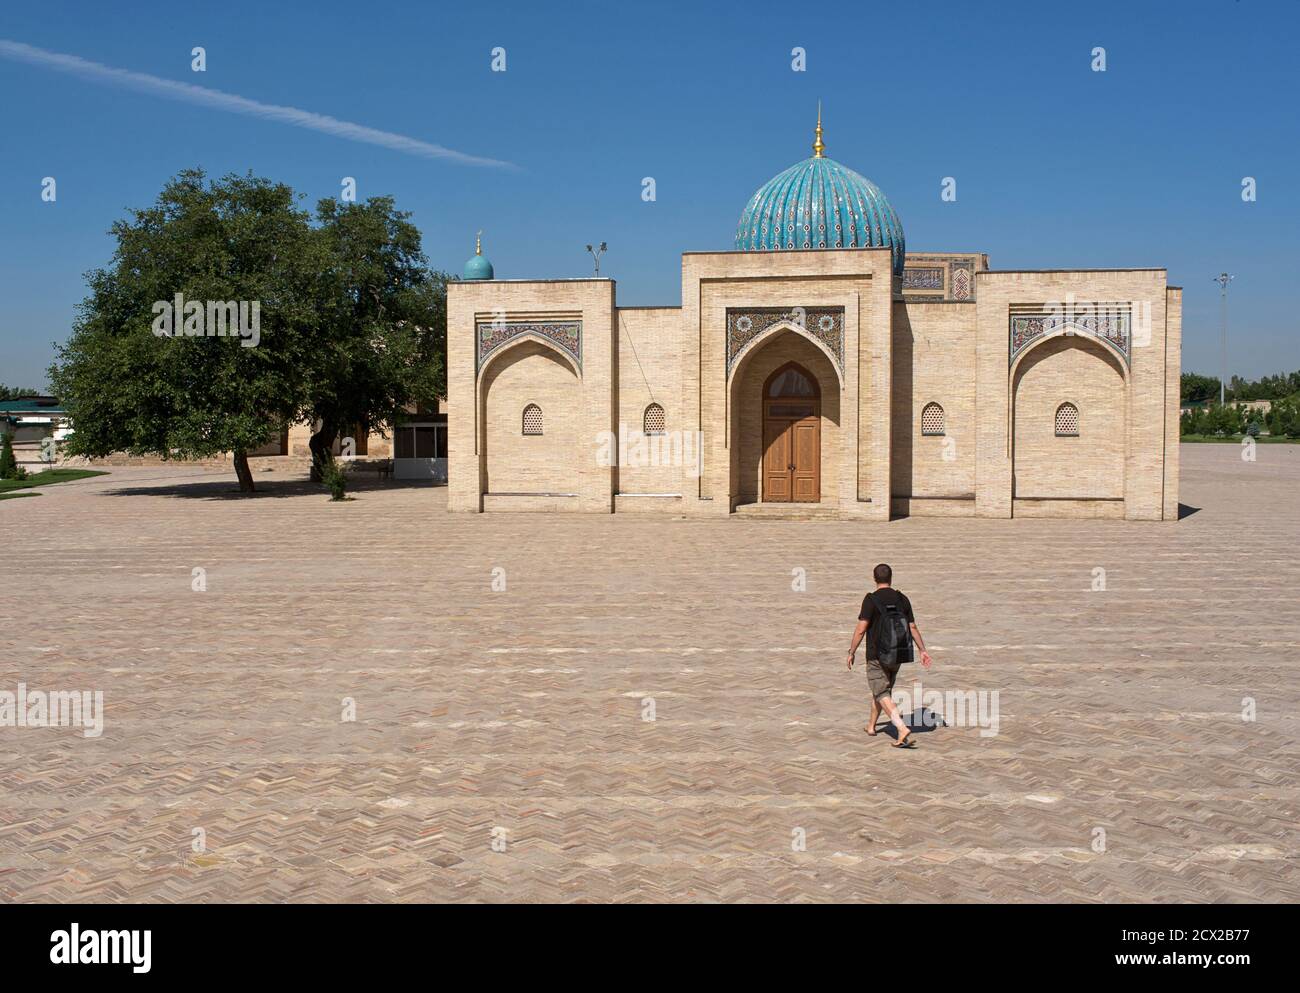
{"left": 871, "top": 592, "right": 913, "bottom": 665}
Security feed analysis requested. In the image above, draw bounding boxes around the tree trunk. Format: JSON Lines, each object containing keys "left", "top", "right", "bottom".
{"left": 233, "top": 449, "right": 255, "bottom": 493}
{"left": 308, "top": 419, "right": 338, "bottom": 483}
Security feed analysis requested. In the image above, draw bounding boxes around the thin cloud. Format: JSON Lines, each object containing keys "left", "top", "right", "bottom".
{"left": 0, "top": 38, "right": 515, "bottom": 169}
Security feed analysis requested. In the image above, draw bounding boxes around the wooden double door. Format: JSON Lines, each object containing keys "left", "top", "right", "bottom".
{"left": 762, "top": 363, "right": 821, "bottom": 503}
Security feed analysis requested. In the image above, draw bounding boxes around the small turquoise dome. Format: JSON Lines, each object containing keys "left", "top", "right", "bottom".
{"left": 463, "top": 232, "right": 494, "bottom": 280}
{"left": 735, "top": 112, "right": 905, "bottom": 276}
{"left": 463, "top": 254, "right": 493, "bottom": 280}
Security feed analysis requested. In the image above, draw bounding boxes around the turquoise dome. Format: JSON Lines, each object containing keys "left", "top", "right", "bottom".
{"left": 735, "top": 115, "right": 905, "bottom": 276}
{"left": 463, "top": 254, "right": 493, "bottom": 280}
{"left": 463, "top": 233, "right": 494, "bottom": 280}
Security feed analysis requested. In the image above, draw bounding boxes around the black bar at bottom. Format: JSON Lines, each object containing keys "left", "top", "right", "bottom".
{"left": 0, "top": 903, "right": 1282, "bottom": 980}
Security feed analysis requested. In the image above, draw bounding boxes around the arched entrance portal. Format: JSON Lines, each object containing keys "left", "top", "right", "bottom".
{"left": 762, "top": 362, "right": 821, "bottom": 502}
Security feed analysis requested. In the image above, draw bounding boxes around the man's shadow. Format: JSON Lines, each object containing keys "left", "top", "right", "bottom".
{"left": 871, "top": 707, "right": 946, "bottom": 739}
{"left": 899, "top": 706, "right": 948, "bottom": 738}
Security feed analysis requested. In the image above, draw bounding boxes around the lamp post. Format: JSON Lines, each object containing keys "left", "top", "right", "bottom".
{"left": 1213, "top": 272, "right": 1234, "bottom": 406}
{"left": 586, "top": 242, "right": 607, "bottom": 277}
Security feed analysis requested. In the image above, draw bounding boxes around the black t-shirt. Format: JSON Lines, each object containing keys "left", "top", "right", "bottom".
{"left": 858, "top": 588, "right": 915, "bottom": 661}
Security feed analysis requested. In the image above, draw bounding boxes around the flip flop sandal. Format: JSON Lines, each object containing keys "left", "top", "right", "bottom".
{"left": 893, "top": 734, "right": 917, "bottom": 748}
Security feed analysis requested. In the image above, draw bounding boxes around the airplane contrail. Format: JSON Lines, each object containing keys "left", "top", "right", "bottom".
{"left": 0, "top": 38, "right": 515, "bottom": 169}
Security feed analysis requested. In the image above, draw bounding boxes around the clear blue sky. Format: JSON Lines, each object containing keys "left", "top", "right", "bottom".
{"left": 1, "top": 0, "right": 1295, "bottom": 389}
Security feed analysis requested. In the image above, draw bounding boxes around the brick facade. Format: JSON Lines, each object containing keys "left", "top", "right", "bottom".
{"left": 447, "top": 253, "right": 1180, "bottom": 521}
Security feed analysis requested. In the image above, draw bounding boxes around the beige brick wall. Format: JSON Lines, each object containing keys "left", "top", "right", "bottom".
{"left": 891, "top": 301, "right": 977, "bottom": 499}
{"left": 286, "top": 422, "right": 391, "bottom": 458}
{"left": 448, "top": 279, "right": 616, "bottom": 512}
{"left": 975, "top": 269, "right": 1173, "bottom": 520}
{"left": 616, "top": 307, "right": 684, "bottom": 495}
{"left": 1163, "top": 287, "right": 1183, "bottom": 520}
{"left": 1011, "top": 335, "right": 1126, "bottom": 499}
{"left": 445, "top": 258, "right": 1177, "bottom": 521}
{"left": 1124, "top": 277, "right": 1172, "bottom": 521}
{"left": 363, "top": 431, "right": 393, "bottom": 458}
{"left": 482, "top": 339, "right": 582, "bottom": 493}
{"left": 683, "top": 247, "right": 892, "bottom": 518}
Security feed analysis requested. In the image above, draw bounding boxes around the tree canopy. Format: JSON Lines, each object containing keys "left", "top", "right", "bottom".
{"left": 0, "top": 384, "right": 43, "bottom": 400}
{"left": 302, "top": 196, "right": 447, "bottom": 478}
{"left": 1182, "top": 369, "right": 1300, "bottom": 405}
{"left": 49, "top": 169, "right": 448, "bottom": 492}
{"left": 1180, "top": 372, "right": 1221, "bottom": 405}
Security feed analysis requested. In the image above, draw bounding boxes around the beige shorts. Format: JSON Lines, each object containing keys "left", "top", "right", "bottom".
{"left": 866, "top": 659, "right": 901, "bottom": 700}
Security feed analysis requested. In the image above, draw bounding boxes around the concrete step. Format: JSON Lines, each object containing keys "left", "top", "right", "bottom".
{"left": 732, "top": 501, "right": 844, "bottom": 520}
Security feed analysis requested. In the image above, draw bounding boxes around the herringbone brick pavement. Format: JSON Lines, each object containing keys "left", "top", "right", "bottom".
{"left": 1, "top": 445, "right": 1297, "bottom": 902}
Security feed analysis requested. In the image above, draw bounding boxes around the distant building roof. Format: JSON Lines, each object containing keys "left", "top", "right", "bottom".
{"left": 0, "top": 396, "right": 65, "bottom": 414}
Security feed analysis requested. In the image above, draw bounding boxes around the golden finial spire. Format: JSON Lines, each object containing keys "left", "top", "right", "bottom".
{"left": 475, "top": 230, "right": 483, "bottom": 255}
{"left": 812, "top": 101, "right": 825, "bottom": 158}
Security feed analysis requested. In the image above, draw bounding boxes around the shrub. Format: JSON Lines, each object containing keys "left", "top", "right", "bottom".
{"left": 0, "top": 432, "right": 16, "bottom": 479}
{"left": 321, "top": 459, "right": 348, "bottom": 501}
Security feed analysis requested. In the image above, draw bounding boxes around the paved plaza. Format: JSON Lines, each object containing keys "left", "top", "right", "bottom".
{"left": 2, "top": 444, "right": 1297, "bottom": 902}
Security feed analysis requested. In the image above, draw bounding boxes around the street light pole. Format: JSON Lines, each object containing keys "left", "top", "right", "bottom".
{"left": 585, "top": 242, "right": 607, "bottom": 277}
{"left": 1213, "top": 273, "right": 1234, "bottom": 406}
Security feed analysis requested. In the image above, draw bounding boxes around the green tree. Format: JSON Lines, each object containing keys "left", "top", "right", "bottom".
{"left": 49, "top": 170, "right": 320, "bottom": 492}
{"left": 1214, "top": 403, "right": 1244, "bottom": 435}
{"left": 302, "top": 197, "right": 448, "bottom": 480}
{"left": 0, "top": 384, "right": 41, "bottom": 401}
{"left": 1181, "top": 372, "right": 1220, "bottom": 405}
{"left": 1192, "top": 368, "right": 1300, "bottom": 403}
{"left": 1273, "top": 401, "right": 1300, "bottom": 438}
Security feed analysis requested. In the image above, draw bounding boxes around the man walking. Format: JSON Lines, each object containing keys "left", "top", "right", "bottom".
{"left": 846, "top": 563, "right": 932, "bottom": 747}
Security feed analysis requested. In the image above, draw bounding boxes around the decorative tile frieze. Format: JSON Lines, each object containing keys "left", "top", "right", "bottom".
{"left": 1009, "top": 310, "right": 1130, "bottom": 366}
{"left": 903, "top": 267, "right": 944, "bottom": 290}
{"left": 477, "top": 320, "right": 582, "bottom": 372}
{"left": 726, "top": 307, "right": 844, "bottom": 375}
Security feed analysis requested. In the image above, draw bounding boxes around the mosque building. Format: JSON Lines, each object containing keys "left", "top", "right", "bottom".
{"left": 446, "top": 112, "right": 1181, "bottom": 520}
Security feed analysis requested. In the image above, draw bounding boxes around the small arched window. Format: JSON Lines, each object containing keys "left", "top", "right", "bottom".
{"left": 643, "top": 402, "right": 665, "bottom": 435}
{"left": 522, "top": 404, "right": 543, "bottom": 436}
{"left": 1055, "top": 402, "right": 1079, "bottom": 437}
{"left": 921, "top": 402, "right": 945, "bottom": 436}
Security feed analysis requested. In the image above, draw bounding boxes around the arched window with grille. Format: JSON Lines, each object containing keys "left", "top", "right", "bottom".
{"left": 920, "top": 402, "right": 945, "bottom": 437}
{"left": 522, "top": 404, "right": 543, "bottom": 436}
{"left": 643, "top": 402, "right": 665, "bottom": 435}
{"left": 1055, "top": 402, "right": 1079, "bottom": 437}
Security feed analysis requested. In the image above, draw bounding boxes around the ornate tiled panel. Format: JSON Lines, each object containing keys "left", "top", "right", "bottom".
{"left": 726, "top": 307, "right": 844, "bottom": 375}
{"left": 903, "top": 267, "right": 944, "bottom": 290}
{"left": 950, "top": 264, "right": 973, "bottom": 300}
{"left": 1009, "top": 311, "right": 1130, "bottom": 366}
{"left": 477, "top": 320, "right": 582, "bottom": 373}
